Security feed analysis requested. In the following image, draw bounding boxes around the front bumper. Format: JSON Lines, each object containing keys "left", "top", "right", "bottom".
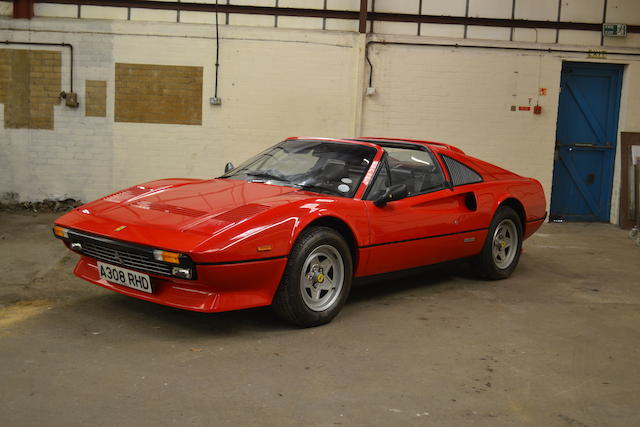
{"left": 74, "top": 255, "right": 287, "bottom": 312}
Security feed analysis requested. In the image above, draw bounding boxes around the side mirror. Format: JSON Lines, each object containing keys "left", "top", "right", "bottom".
{"left": 224, "top": 162, "right": 234, "bottom": 174}
{"left": 373, "top": 184, "right": 408, "bottom": 207}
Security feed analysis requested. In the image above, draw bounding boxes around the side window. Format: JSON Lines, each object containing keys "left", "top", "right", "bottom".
{"left": 365, "top": 146, "right": 446, "bottom": 200}
{"left": 441, "top": 155, "right": 483, "bottom": 186}
{"left": 385, "top": 147, "right": 446, "bottom": 195}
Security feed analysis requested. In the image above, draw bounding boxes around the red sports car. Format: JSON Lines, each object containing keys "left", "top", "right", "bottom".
{"left": 53, "top": 137, "right": 546, "bottom": 327}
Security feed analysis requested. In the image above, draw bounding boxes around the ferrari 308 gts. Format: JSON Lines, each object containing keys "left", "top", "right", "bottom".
{"left": 53, "top": 137, "right": 546, "bottom": 327}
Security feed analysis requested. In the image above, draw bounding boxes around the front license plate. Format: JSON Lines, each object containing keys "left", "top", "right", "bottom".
{"left": 98, "top": 262, "right": 153, "bottom": 294}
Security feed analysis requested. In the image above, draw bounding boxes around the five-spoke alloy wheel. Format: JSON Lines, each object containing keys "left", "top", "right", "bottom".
{"left": 474, "top": 206, "right": 523, "bottom": 280}
{"left": 300, "top": 245, "right": 345, "bottom": 312}
{"left": 273, "top": 227, "right": 352, "bottom": 327}
{"left": 491, "top": 218, "right": 518, "bottom": 269}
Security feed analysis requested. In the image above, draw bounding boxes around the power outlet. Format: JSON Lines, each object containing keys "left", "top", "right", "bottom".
{"left": 210, "top": 97, "right": 222, "bottom": 105}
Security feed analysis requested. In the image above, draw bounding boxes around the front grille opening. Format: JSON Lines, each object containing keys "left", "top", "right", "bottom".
{"left": 67, "top": 230, "right": 194, "bottom": 279}
{"left": 82, "top": 241, "right": 173, "bottom": 276}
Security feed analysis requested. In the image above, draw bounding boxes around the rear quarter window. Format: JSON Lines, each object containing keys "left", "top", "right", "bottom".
{"left": 441, "top": 155, "right": 483, "bottom": 186}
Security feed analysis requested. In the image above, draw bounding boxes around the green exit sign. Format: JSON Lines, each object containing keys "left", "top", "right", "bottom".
{"left": 603, "top": 23, "right": 627, "bottom": 37}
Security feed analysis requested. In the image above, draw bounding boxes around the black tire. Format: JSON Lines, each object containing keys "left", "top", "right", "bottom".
{"left": 272, "top": 227, "right": 353, "bottom": 327}
{"left": 473, "top": 206, "right": 523, "bottom": 280}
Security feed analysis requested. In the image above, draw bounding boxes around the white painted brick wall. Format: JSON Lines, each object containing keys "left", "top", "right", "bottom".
{"left": 81, "top": 5, "right": 128, "bottom": 21}
{"left": 468, "top": 0, "right": 512, "bottom": 19}
{"left": 607, "top": 0, "right": 640, "bottom": 25}
{"left": 361, "top": 44, "right": 561, "bottom": 200}
{"left": 374, "top": 0, "right": 420, "bottom": 14}
{"left": 515, "top": 0, "right": 558, "bottom": 21}
{"left": 561, "top": 0, "right": 604, "bottom": 23}
{"left": 1, "top": 6, "right": 640, "bottom": 224}
{"left": 0, "top": 19, "right": 358, "bottom": 202}
{"left": 558, "top": 30, "right": 602, "bottom": 46}
{"left": 276, "top": 16, "right": 323, "bottom": 30}
{"left": 279, "top": 0, "right": 324, "bottom": 9}
{"left": 130, "top": 8, "right": 177, "bottom": 23}
{"left": 33, "top": 4, "right": 77, "bottom": 18}
{"left": 422, "top": 0, "right": 466, "bottom": 16}
{"left": 466, "top": 26, "right": 511, "bottom": 41}
{"left": 374, "top": 21, "right": 418, "bottom": 36}
{"left": 27, "top": 1, "right": 640, "bottom": 49}
{"left": 360, "top": 40, "right": 640, "bottom": 222}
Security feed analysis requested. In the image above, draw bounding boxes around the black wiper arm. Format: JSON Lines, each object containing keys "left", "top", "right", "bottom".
{"left": 245, "top": 170, "right": 289, "bottom": 182}
{"left": 296, "top": 184, "right": 344, "bottom": 197}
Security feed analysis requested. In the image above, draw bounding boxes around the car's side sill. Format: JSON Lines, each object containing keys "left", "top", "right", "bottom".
{"left": 353, "top": 258, "right": 472, "bottom": 286}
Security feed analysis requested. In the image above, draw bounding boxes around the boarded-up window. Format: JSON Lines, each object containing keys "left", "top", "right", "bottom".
{"left": 115, "top": 63, "right": 202, "bottom": 125}
{"left": 0, "top": 49, "right": 61, "bottom": 130}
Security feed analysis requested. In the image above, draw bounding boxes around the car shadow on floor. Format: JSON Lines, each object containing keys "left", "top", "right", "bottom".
{"left": 64, "top": 262, "right": 479, "bottom": 337}
{"left": 349, "top": 260, "right": 480, "bottom": 304}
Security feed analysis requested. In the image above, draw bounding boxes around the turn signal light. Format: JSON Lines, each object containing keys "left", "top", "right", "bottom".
{"left": 153, "top": 250, "right": 181, "bottom": 264}
{"left": 53, "top": 225, "right": 69, "bottom": 238}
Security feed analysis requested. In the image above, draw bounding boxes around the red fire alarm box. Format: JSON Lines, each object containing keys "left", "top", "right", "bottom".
{"left": 533, "top": 105, "right": 542, "bottom": 114}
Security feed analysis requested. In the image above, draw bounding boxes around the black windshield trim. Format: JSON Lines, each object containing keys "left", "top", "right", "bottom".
{"left": 220, "top": 139, "right": 377, "bottom": 199}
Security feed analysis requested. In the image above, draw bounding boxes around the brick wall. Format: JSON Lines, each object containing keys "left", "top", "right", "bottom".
{"left": 30, "top": 1, "right": 640, "bottom": 49}
{"left": 361, "top": 45, "right": 561, "bottom": 200}
{"left": 0, "top": 38, "right": 114, "bottom": 204}
{"left": 115, "top": 63, "right": 202, "bottom": 125}
{"left": 0, "top": 17, "right": 639, "bottom": 224}
{"left": 0, "top": 49, "right": 61, "bottom": 129}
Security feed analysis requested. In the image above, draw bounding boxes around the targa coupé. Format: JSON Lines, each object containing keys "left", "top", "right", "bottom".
{"left": 53, "top": 137, "right": 546, "bottom": 327}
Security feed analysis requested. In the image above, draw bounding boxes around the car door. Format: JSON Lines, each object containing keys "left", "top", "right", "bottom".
{"left": 360, "top": 145, "right": 486, "bottom": 277}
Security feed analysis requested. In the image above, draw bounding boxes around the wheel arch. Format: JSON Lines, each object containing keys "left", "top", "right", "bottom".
{"left": 497, "top": 197, "right": 526, "bottom": 231}
{"left": 296, "top": 216, "right": 359, "bottom": 272}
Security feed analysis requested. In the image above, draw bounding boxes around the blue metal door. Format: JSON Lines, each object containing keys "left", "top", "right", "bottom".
{"left": 550, "top": 62, "right": 623, "bottom": 222}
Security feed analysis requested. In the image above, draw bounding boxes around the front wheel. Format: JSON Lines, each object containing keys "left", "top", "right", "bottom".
{"left": 473, "top": 206, "right": 523, "bottom": 280}
{"left": 272, "top": 227, "right": 353, "bottom": 327}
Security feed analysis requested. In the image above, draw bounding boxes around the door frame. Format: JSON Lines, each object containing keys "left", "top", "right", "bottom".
{"left": 618, "top": 132, "right": 640, "bottom": 229}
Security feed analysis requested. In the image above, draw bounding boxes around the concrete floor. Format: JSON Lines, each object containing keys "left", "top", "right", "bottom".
{"left": 1, "top": 212, "right": 639, "bottom": 426}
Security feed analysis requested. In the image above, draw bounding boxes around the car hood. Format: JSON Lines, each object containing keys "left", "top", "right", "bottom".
{"left": 57, "top": 178, "right": 313, "bottom": 252}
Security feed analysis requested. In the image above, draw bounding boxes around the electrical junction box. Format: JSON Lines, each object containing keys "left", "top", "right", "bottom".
{"left": 603, "top": 23, "right": 626, "bottom": 37}
{"left": 65, "top": 92, "right": 79, "bottom": 108}
{"left": 60, "top": 91, "right": 79, "bottom": 108}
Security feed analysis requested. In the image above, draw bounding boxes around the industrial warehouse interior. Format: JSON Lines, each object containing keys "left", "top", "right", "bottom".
{"left": 1, "top": 0, "right": 640, "bottom": 425}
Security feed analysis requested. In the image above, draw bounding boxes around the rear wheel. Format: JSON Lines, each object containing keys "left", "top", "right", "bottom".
{"left": 272, "top": 227, "right": 352, "bottom": 327}
{"left": 474, "top": 206, "right": 523, "bottom": 280}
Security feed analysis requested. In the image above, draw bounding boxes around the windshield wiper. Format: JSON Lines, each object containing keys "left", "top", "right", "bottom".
{"left": 295, "top": 184, "right": 344, "bottom": 197}
{"left": 245, "top": 170, "right": 289, "bottom": 182}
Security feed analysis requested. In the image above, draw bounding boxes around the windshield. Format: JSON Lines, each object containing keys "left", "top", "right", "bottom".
{"left": 221, "top": 140, "right": 377, "bottom": 197}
